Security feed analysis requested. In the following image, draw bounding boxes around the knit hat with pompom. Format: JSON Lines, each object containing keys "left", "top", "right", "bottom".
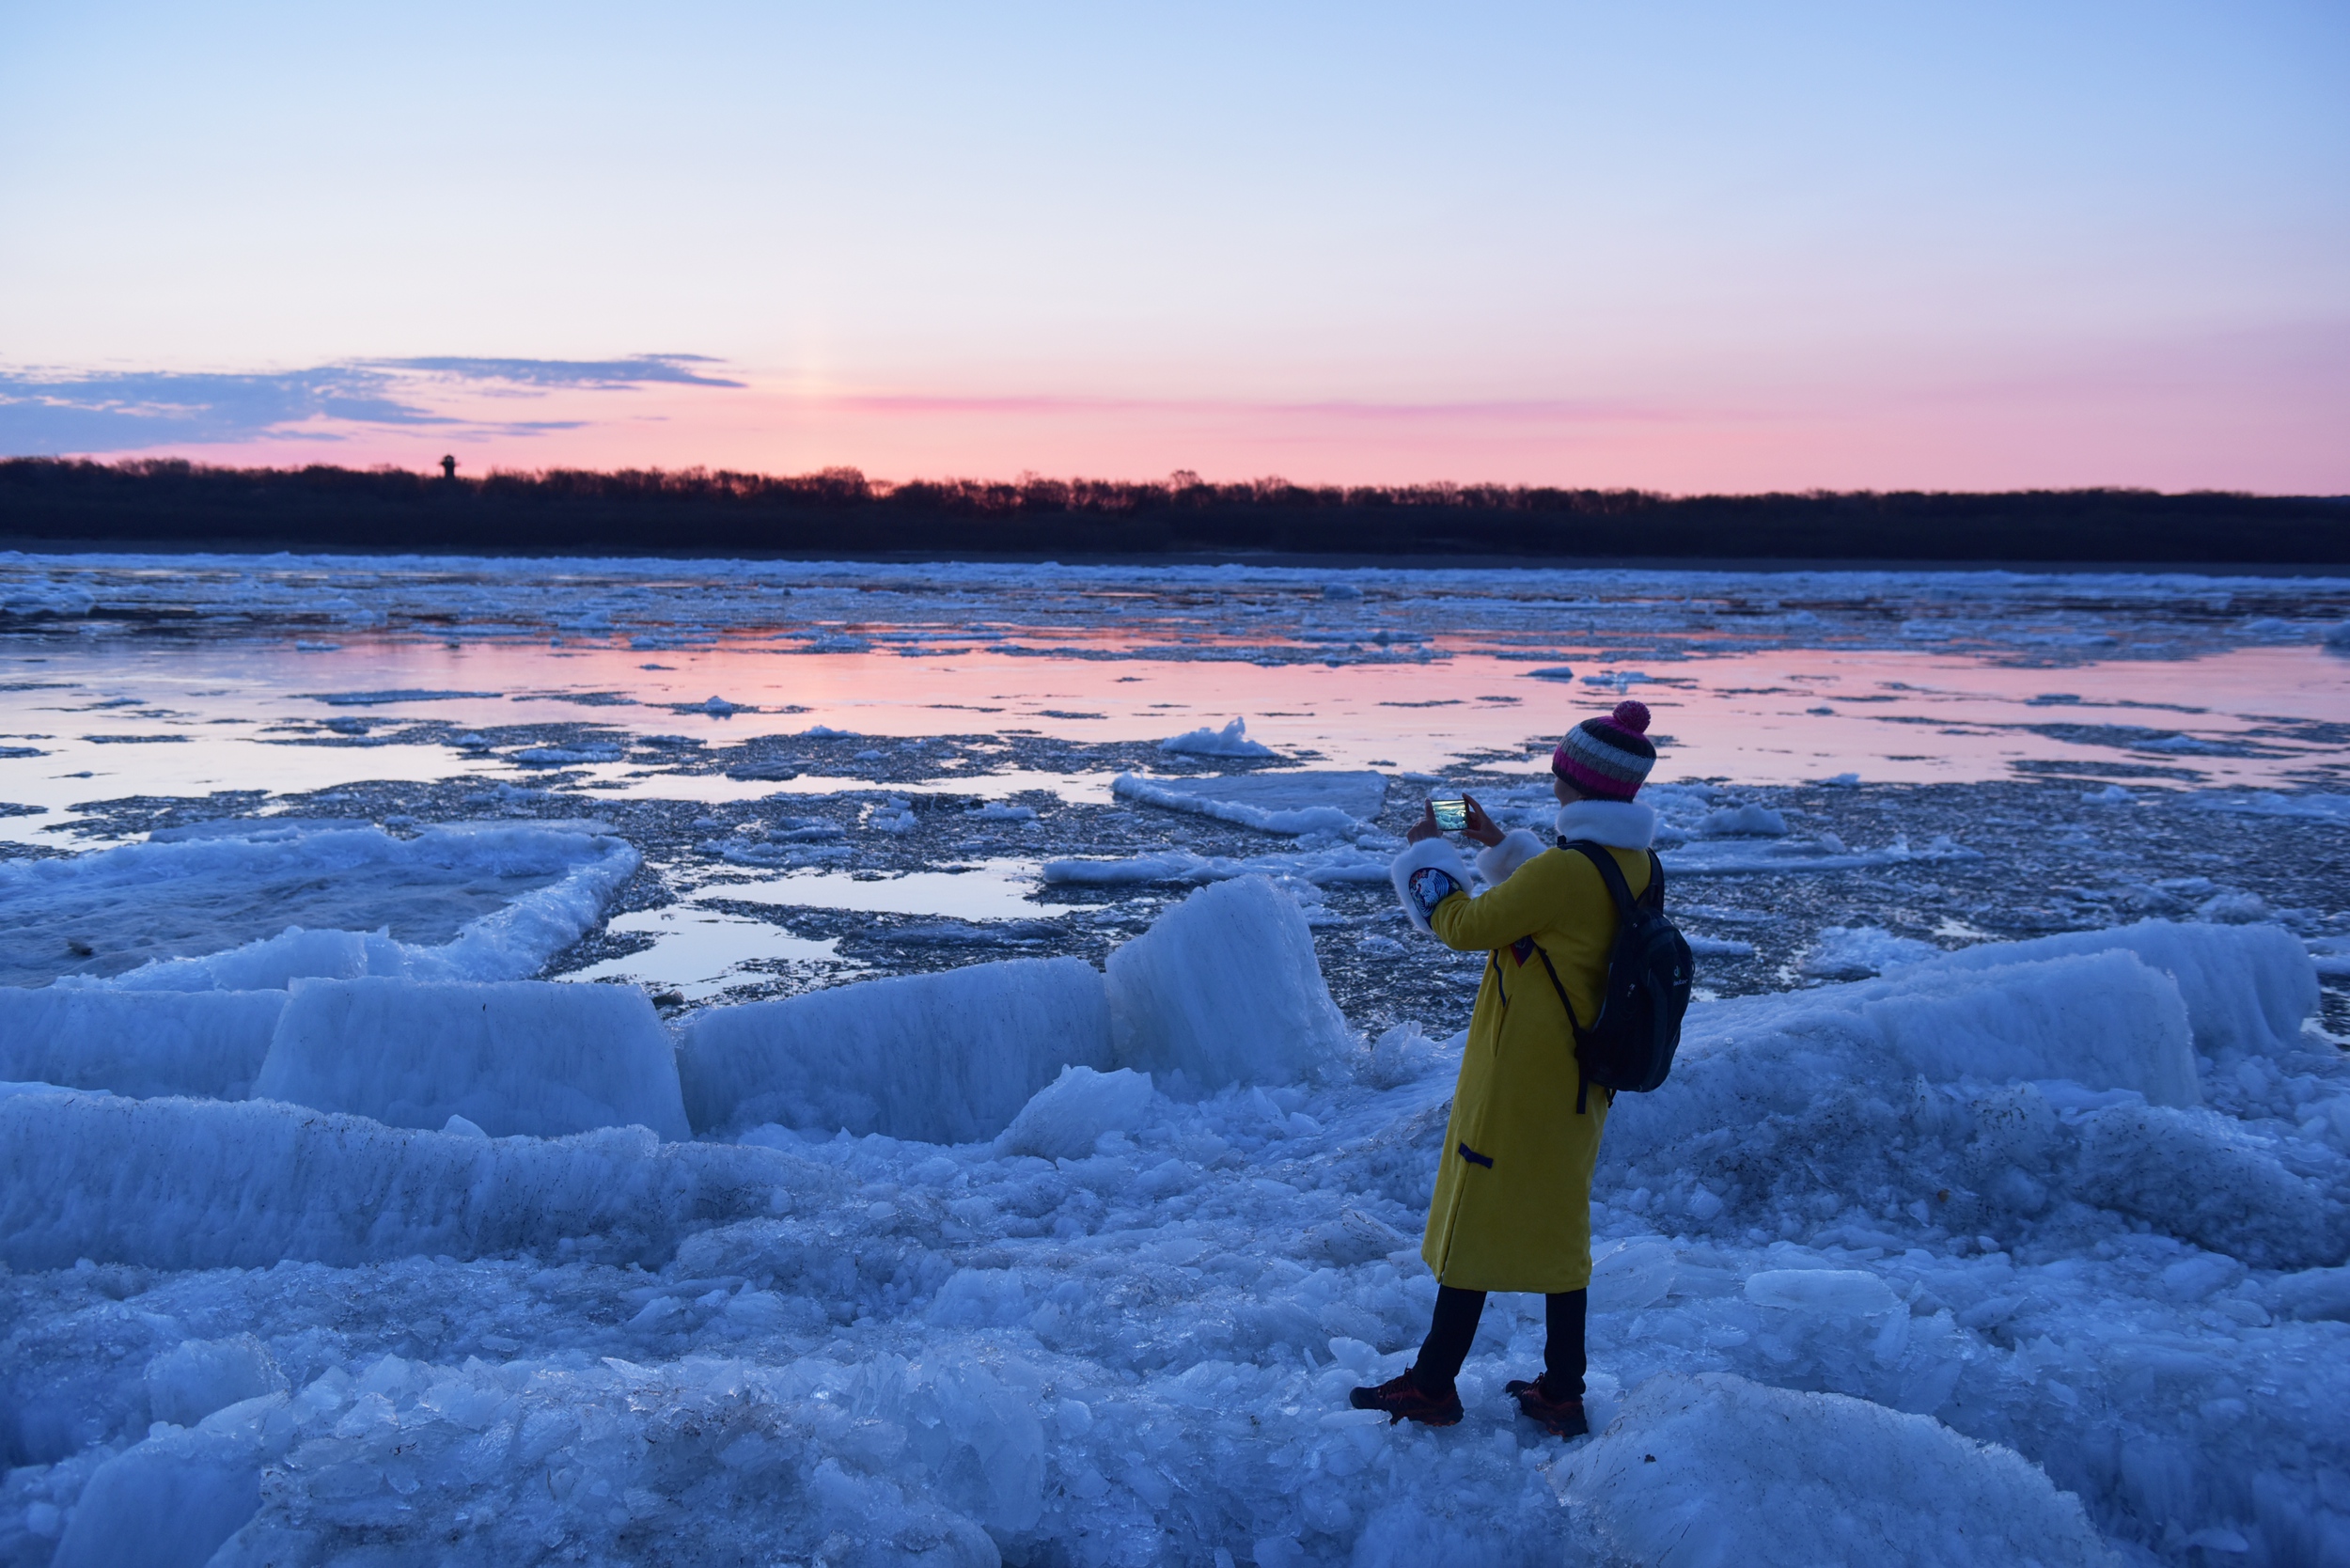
{"left": 1552, "top": 700, "right": 1657, "bottom": 800}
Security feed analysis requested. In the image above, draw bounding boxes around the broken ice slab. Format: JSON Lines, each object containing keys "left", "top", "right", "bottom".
{"left": 1157, "top": 716, "right": 1277, "bottom": 758}
{"left": 676, "top": 956, "right": 1113, "bottom": 1142}
{"left": 1589, "top": 1238, "right": 1678, "bottom": 1313}
{"left": 1, "top": 823, "right": 636, "bottom": 989}
{"left": 0, "top": 1093, "right": 779, "bottom": 1270}
{"left": 995, "top": 1064, "right": 1156, "bottom": 1162}
{"left": 255, "top": 978, "right": 691, "bottom": 1141}
{"left": 1890, "top": 917, "right": 2317, "bottom": 1059}
{"left": 1745, "top": 1268, "right": 1901, "bottom": 1315}
{"left": 1111, "top": 770, "right": 1387, "bottom": 835}
{"left": 0, "top": 989, "right": 287, "bottom": 1101}
{"left": 1105, "top": 876, "right": 1355, "bottom": 1091}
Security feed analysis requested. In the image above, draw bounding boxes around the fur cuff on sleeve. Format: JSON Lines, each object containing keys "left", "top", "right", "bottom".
{"left": 1473, "top": 828, "right": 1547, "bottom": 886}
{"left": 1390, "top": 838, "right": 1473, "bottom": 936}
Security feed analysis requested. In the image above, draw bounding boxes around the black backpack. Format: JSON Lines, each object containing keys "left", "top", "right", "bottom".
{"left": 1531, "top": 841, "right": 1694, "bottom": 1114}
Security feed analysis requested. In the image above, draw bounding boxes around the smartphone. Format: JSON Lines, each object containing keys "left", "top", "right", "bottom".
{"left": 1432, "top": 798, "right": 1468, "bottom": 831}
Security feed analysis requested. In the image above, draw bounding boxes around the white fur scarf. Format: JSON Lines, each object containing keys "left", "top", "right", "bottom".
{"left": 1473, "top": 801, "right": 1657, "bottom": 886}
{"left": 1554, "top": 799, "right": 1657, "bottom": 850}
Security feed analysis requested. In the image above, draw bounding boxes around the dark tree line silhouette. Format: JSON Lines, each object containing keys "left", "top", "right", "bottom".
{"left": 1, "top": 458, "right": 2342, "bottom": 563}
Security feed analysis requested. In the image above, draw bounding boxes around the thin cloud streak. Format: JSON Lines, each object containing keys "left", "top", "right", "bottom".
{"left": 824, "top": 392, "right": 1694, "bottom": 426}
{"left": 0, "top": 356, "right": 734, "bottom": 453}
{"left": 0, "top": 359, "right": 1702, "bottom": 458}
{"left": 369, "top": 356, "right": 745, "bottom": 390}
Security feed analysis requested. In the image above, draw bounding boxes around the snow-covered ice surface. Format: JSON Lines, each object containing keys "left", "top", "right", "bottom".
{"left": 1557, "top": 1371, "right": 2118, "bottom": 1568}
{"left": 2, "top": 556, "right": 2348, "bottom": 1566}
{"left": 2, "top": 910, "right": 2344, "bottom": 1566}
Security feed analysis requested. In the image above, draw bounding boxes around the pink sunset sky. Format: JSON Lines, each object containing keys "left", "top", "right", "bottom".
{"left": 2, "top": 2, "right": 2343, "bottom": 493}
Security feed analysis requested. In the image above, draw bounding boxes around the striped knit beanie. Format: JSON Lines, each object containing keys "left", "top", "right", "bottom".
{"left": 1552, "top": 700, "right": 1656, "bottom": 800}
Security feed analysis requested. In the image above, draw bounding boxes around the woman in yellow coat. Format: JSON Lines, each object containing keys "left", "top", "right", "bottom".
{"left": 1351, "top": 699, "right": 1662, "bottom": 1437}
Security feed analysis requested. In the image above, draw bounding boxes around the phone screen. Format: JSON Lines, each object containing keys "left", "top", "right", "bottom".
{"left": 1432, "top": 798, "right": 1468, "bottom": 831}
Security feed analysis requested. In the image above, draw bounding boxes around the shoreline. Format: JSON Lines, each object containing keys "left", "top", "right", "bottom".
{"left": 6, "top": 536, "right": 2350, "bottom": 577}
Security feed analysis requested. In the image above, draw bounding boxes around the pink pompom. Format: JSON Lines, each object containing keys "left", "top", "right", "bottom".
{"left": 1610, "top": 699, "right": 1652, "bottom": 734}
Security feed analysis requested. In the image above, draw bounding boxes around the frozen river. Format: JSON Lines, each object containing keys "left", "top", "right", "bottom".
{"left": 2, "top": 553, "right": 2348, "bottom": 1567}
{"left": 5, "top": 553, "right": 2346, "bottom": 1003}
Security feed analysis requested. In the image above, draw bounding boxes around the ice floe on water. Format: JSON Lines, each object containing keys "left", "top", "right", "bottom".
{"left": 1110, "top": 772, "right": 1387, "bottom": 838}
{"left": 2193, "top": 792, "right": 2350, "bottom": 823}
{"left": 1799, "top": 924, "right": 1944, "bottom": 980}
{"left": 1157, "top": 718, "right": 1278, "bottom": 759}
{"left": 5, "top": 553, "right": 2347, "bottom": 671}
{"left": 1054, "top": 776, "right": 1987, "bottom": 895}
{"left": 307, "top": 690, "right": 503, "bottom": 708}
{"left": 5, "top": 561, "right": 2347, "bottom": 819}
{"left": 0, "top": 880, "right": 2345, "bottom": 1566}
{"left": 0, "top": 822, "right": 635, "bottom": 990}
{"left": 1666, "top": 833, "right": 1982, "bottom": 877}
{"left": 1041, "top": 845, "right": 1397, "bottom": 890}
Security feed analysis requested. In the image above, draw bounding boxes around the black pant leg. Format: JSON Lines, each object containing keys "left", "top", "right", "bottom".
{"left": 1543, "top": 1289, "right": 1588, "bottom": 1399}
{"left": 1409, "top": 1285, "right": 1487, "bottom": 1389}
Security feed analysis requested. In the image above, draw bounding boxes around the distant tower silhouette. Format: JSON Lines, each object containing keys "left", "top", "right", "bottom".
{"left": 440, "top": 454, "right": 458, "bottom": 480}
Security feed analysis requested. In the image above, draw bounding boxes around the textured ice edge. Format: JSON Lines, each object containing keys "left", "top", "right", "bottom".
{"left": 49, "top": 826, "right": 640, "bottom": 993}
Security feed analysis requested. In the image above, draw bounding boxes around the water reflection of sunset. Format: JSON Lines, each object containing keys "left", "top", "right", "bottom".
{"left": 3, "top": 635, "right": 2340, "bottom": 828}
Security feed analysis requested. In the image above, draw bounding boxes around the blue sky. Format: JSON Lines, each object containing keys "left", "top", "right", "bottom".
{"left": 1, "top": 2, "right": 2342, "bottom": 489}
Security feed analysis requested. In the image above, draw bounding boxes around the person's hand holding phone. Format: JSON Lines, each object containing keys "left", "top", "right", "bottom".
{"left": 1413, "top": 793, "right": 1505, "bottom": 847}
{"left": 1459, "top": 793, "right": 1505, "bottom": 848}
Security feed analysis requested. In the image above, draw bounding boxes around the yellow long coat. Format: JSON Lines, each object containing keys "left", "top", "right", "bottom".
{"left": 1412, "top": 839, "right": 1652, "bottom": 1294}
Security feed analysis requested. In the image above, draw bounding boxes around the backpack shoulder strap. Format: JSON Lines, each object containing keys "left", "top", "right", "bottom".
{"left": 1529, "top": 941, "right": 1596, "bottom": 1116}
{"left": 1560, "top": 838, "right": 1637, "bottom": 916}
{"left": 1530, "top": 942, "right": 1582, "bottom": 1039}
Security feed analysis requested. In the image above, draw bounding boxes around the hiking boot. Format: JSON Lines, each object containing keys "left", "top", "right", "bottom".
{"left": 1505, "top": 1377, "right": 1589, "bottom": 1438}
{"left": 1348, "top": 1368, "right": 1464, "bottom": 1427}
